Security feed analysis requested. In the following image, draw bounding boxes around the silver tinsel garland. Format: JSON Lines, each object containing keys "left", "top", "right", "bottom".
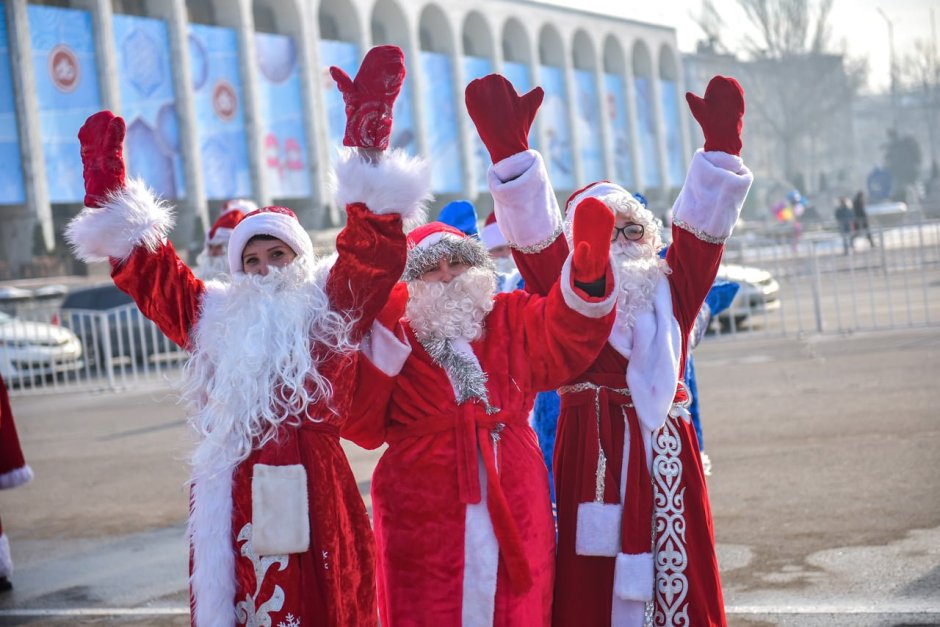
{"left": 417, "top": 334, "right": 499, "bottom": 415}
{"left": 402, "top": 236, "right": 494, "bottom": 281}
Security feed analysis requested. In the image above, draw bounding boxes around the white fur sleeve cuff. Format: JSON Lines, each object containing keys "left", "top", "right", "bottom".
{"left": 489, "top": 150, "right": 563, "bottom": 249}
{"left": 332, "top": 148, "right": 432, "bottom": 224}
{"left": 360, "top": 321, "right": 411, "bottom": 376}
{"left": 560, "top": 253, "right": 619, "bottom": 319}
{"left": 65, "top": 178, "right": 174, "bottom": 263}
{"left": 672, "top": 149, "right": 753, "bottom": 243}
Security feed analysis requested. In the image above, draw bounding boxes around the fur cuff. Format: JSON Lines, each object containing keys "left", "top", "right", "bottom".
{"left": 65, "top": 179, "right": 174, "bottom": 263}
{"left": 361, "top": 321, "right": 411, "bottom": 376}
{"left": 0, "top": 464, "right": 33, "bottom": 490}
{"left": 671, "top": 149, "right": 753, "bottom": 242}
{"left": 576, "top": 501, "right": 622, "bottom": 557}
{"left": 489, "top": 150, "right": 563, "bottom": 248}
{"left": 614, "top": 551, "right": 654, "bottom": 602}
{"left": 332, "top": 148, "right": 431, "bottom": 225}
{"left": 560, "top": 254, "right": 618, "bottom": 319}
{"left": 0, "top": 534, "right": 11, "bottom": 577}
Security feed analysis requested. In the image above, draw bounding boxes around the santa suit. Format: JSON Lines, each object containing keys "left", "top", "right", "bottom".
{"left": 66, "top": 150, "right": 428, "bottom": 627}
{"left": 343, "top": 256, "right": 618, "bottom": 627}
{"left": 488, "top": 149, "right": 752, "bottom": 627}
{"left": 0, "top": 373, "right": 34, "bottom": 578}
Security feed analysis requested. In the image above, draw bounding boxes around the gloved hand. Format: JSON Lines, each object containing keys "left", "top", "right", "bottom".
{"left": 376, "top": 282, "right": 408, "bottom": 331}
{"left": 78, "top": 111, "right": 126, "bottom": 208}
{"left": 330, "top": 45, "right": 406, "bottom": 151}
{"left": 571, "top": 197, "right": 615, "bottom": 283}
{"left": 465, "top": 74, "right": 543, "bottom": 163}
{"left": 686, "top": 75, "right": 745, "bottom": 156}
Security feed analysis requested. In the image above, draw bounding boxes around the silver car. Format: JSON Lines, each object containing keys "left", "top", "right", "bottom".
{"left": 715, "top": 263, "right": 781, "bottom": 329}
{"left": 0, "top": 311, "right": 84, "bottom": 385}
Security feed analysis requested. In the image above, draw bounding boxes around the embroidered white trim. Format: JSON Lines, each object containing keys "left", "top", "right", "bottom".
{"left": 509, "top": 223, "right": 564, "bottom": 254}
{"left": 652, "top": 416, "right": 689, "bottom": 626}
{"left": 673, "top": 218, "right": 726, "bottom": 245}
{"left": 234, "top": 522, "right": 290, "bottom": 626}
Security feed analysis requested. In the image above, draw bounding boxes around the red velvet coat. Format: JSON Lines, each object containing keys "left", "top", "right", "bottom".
{"left": 344, "top": 274, "right": 616, "bottom": 627}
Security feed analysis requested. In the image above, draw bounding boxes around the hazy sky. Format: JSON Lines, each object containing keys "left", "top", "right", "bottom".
{"left": 542, "top": 0, "right": 938, "bottom": 94}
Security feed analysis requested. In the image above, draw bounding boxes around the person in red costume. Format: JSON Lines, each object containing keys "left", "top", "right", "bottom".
{"left": 65, "top": 46, "right": 429, "bottom": 627}
{"left": 342, "top": 198, "right": 620, "bottom": 625}
{"left": 466, "top": 74, "right": 753, "bottom": 626}
{"left": 193, "top": 198, "right": 256, "bottom": 281}
{"left": 0, "top": 372, "right": 34, "bottom": 592}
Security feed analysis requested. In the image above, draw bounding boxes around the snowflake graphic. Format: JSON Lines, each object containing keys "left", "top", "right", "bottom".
{"left": 278, "top": 613, "right": 300, "bottom": 627}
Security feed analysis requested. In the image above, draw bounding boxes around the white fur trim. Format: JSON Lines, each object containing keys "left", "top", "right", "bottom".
{"left": 614, "top": 551, "right": 654, "bottom": 602}
{"left": 575, "top": 501, "right": 622, "bottom": 557}
{"left": 481, "top": 221, "right": 507, "bottom": 250}
{"left": 361, "top": 321, "right": 411, "bottom": 376}
{"left": 251, "top": 464, "right": 309, "bottom": 555}
{"left": 489, "top": 150, "right": 562, "bottom": 248}
{"left": 671, "top": 150, "right": 753, "bottom": 242}
{"left": 226, "top": 211, "right": 315, "bottom": 275}
{"left": 564, "top": 182, "right": 628, "bottom": 219}
{"left": 560, "top": 254, "right": 619, "bottom": 319}
{"left": 65, "top": 178, "right": 174, "bottom": 263}
{"left": 0, "top": 464, "right": 33, "bottom": 490}
{"left": 0, "top": 533, "right": 11, "bottom": 577}
{"left": 332, "top": 148, "right": 431, "bottom": 223}
{"left": 462, "top": 452, "right": 498, "bottom": 627}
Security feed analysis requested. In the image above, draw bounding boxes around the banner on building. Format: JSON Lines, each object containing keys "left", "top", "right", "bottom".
{"left": 463, "top": 55, "right": 493, "bottom": 192}
{"left": 604, "top": 72, "right": 634, "bottom": 190}
{"left": 659, "top": 79, "right": 685, "bottom": 188}
{"left": 634, "top": 76, "right": 661, "bottom": 189}
{"left": 539, "top": 65, "right": 574, "bottom": 190}
{"left": 420, "top": 51, "right": 462, "bottom": 194}
{"left": 574, "top": 69, "right": 604, "bottom": 183}
{"left": 0, "top": 1, "right": 25, "bottom": 205}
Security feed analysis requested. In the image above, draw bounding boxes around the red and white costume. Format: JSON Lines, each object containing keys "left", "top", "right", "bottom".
{"left": 0, "top": 373, "right": 34, "bottom": 579}
{"left": 66, "top": 148, "right": 429, "bottom": 627}
{"left": 343, "top": 224, "right": 618, "bottom": 626}
{"left": 488, "top": 148, "right": 752, "bottom": 626}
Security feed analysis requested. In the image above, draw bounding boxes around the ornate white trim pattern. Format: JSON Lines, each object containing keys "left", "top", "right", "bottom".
{"left": 652, "top": 416, "right": 689, "bottom": 626}
{"left": 235, "top": 522, "right": 290, "bottom": 626}
{"left": 509, "top": 223, "right": 564, "bottom": 254}
{"left": 673, "top": 218, "right": 726, "bottom": 245}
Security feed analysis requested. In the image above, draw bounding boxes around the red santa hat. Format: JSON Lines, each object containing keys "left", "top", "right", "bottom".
{"left": 480, "top": 212, "right": 508, "bottom": 251}
{"left": 220, "top": 198, "right": 259, "bottom": 216}
{"left": 206, "top": 210, "right": 245, "bottom": 247}
{"left": 227, "top": 206, "right": 315, "bottom": 274}
{"left": 402, "top": 221, "right": 492, "bottom": 281}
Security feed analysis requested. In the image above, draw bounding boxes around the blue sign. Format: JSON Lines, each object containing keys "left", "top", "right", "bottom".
{"left": 0, "top": 2, "right": 25, "bottom": 205}
{"left": 574, "top": 69, "right": 604, "bottom": 183}
{"left": 501, "top": 61, "right": 537, "bottom": 152}
{"left": 28, "top": 4, "right": 102, "bottom": 203}
{"left": 463, "top": 55, "right": 494, "bottom": 191}
{"left": 256, "top": 32, "right": 310, "bottom": 198}
{"left": 659, "top": 79, "right": 685, "bottom": 187}
{"left": 189, "top": 24, "right": 252, "bottom": 200}
{"left": 421, "top": 51, "right": 463, "bottom": 194}
{"left": 539, "top": 65, "right": 574, "bottom": 190}
{"left": 113, "top": 15, "right": 185, "bottom": 201}
{"left": 867, "top": 167, "right": 892, "bottom": 202}
{"left": 634, "top": 77, "right": 661, "bottom": 189}
{"left": 604, "top": 73, "right": 634, "bottom": 190}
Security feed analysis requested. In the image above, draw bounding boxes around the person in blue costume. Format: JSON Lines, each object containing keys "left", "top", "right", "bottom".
{"left": 437, "top": 199, "right": 479, "bottom": 238}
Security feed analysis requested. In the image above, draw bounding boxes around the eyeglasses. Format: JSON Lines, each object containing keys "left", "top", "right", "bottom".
{"left": 612, "top": 223, "right": 645, "bottom": 242}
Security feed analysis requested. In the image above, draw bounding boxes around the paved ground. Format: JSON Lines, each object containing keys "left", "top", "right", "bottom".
{"left": 0, "top": 327, "right": 937, "bottom": 626}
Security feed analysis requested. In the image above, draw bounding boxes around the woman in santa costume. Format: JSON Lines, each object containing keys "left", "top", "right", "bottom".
{"left": 466, "top": 74, "right": 753, "bottom": 626}
{"left": 66, "top": 46, "right": 427, "bottom": 627}
{"left": 0, "top": 372, "right": 34, "bottom": 591}
{"left": 342, "top": 195, "right": 620, "bottom": 626}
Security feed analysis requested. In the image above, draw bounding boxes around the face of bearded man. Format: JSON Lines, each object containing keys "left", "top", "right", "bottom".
{"left": 193, "top": 248, "right": 230, "bottom": 281}
{"left": 607, "top": 204, "right": 670, "bottom": 332}
{"left": 405, "top": 265, "right": 497, "bottom": 342}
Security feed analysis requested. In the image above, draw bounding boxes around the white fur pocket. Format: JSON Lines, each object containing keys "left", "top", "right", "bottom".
{"left": 575, "top": 501, "right": 622, "bottom": 557}
{"left": 614, "top": 552, "right": 654, "bottom": 601}
{"left": 251, "top": 464, "right": 310, "bottom": 556}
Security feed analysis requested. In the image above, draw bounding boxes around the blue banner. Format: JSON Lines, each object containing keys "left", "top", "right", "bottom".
{"left": 659, "top": 79, "right": 685, "bottom": 187}
{"left": 189, "top": 24, "right": 252, "bottom": 200}
{"left": 256, "top": 32, "right": 310, "bottom": 198}
{"left": 28, "top": 4, "right": 102, "bottom": 203}
{"left": 539, "top": 65, "right": 574, "bottom": 190}
{"left": 604, "top": 73, "right": 634, "bottom": 190}
{"left": 574, "top": 69, "right": 604, "bottom": 183}
{"left": 420, "top": 51, "right": 463, "bottom": 194}
{"left": 391, "top": 71, "right": 417, "bottom": 155}
{"left": 633, "top": 77, "right": 661, "bottom": 189}
{"left": 319, "top": 39, "right": 358, "bottom": 163}
{"left": 463, "top": 56, "right": 493, "bottom": 191}
{"left": 502, "top": 61, "right": 537, "bottom": 152}
{"left": 0, "top": 2, "right": 25, "bottom": 205}
{"left": 113, "top": 15, "right": 185, "bottom": 201}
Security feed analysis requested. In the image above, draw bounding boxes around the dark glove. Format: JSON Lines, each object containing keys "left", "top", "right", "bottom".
{"left": 465, "top": 74, "right": 543, "bottom": 163}
{"left": 78, "top": 111, "right": 126, "bottom": 208}
{"left": 571, "top": 197, "right": 615, "bottom": 283}
{"left": 686, "top": 75, "right": 745, "bottom": 156}
{"left": 330, "top": 45, "right": 406, "bottom": 150}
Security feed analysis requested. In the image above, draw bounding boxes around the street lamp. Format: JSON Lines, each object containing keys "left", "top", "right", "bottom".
{"left": 877, "top": 7, "right": 898, "bottom": 128}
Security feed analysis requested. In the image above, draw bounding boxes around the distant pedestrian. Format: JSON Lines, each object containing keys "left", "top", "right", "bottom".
{"left": 0, "top": 372, "right": 35, "bottom": 592}
{"left": 835, "top": 197, "right": 855, "bottom": 254}
{"left": 853, "top": 190, "right": 876, "bottom": 248}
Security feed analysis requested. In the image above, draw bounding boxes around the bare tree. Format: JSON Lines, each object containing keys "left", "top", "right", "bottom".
{"left": 690, "top": 0, "right": 727, "bottom": 54}
{"left": 900, "top": 38, "right": 940, "bottom": 176}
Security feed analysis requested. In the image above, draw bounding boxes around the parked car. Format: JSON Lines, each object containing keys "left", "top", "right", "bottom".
{"left": 0, "top": 311, "right": 83, "bottom": 385}
{"left": 58, "top": 284, "right": 183, "bottom": 368}
{"left": 714, "top": 263, "right": 781, "bottom": 330}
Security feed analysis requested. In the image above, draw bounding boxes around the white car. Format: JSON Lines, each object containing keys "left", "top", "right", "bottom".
{"left": 714, "top": 263, "right": 781, "bottom": 329}
{"left": 0, "top": 311, "right": 84, "bottom": 385}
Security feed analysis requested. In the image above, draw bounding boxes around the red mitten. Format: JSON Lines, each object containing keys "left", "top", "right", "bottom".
{"left": 376, "top": 282, "right": 408, "bottom": 331}
{"left": 571, "top": 197, "right": 615, "bottom": 283}
{"left": 78, "top": 111, "right": 126, "bottom": 208}
{"left": 686, "top": 75, "right": 745, "bottom": 156}
{"left": 330, "top": 45, "right": 405, "bottom": 150}
{"left": 465, "top": 74, "right": 543, "bottom": 163}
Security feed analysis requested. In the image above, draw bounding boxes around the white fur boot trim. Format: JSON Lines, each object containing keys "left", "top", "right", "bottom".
{"left": 0, "top": 534, "right": 12, "bottom": 577}
{"left": 0, "top": 465, "right": 33, "bottom": 490}
{"left": 575, "top": 501, "right": 622, "bottom": 557}
{"left": 614, "top": 551, "right": 654, "bottom": 602}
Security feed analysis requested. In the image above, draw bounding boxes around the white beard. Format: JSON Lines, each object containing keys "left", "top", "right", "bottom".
{"left": 406, "top": 266, "right": 496, "bottom": 343}
{"left": 193, "top": 250, "right": 230, "bottom": 281}
{"left": 179, "top": 255, "right": 354, "bottom": 475}
{"left": 611, "top": 239, "right": 669, "bottom": 336}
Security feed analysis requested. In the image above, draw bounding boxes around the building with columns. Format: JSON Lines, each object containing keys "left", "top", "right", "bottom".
{"left": 0, "top": 0, "right": 691, "bottom": 278}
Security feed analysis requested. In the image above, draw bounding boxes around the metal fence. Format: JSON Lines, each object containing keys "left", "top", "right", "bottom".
{"left": 4, "top": 219, "right": 940, "bottom": 397}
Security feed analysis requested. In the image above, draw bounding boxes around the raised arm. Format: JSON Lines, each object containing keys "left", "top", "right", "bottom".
{"left": 66, "top": 111, "right": 203, "bottom": 350}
